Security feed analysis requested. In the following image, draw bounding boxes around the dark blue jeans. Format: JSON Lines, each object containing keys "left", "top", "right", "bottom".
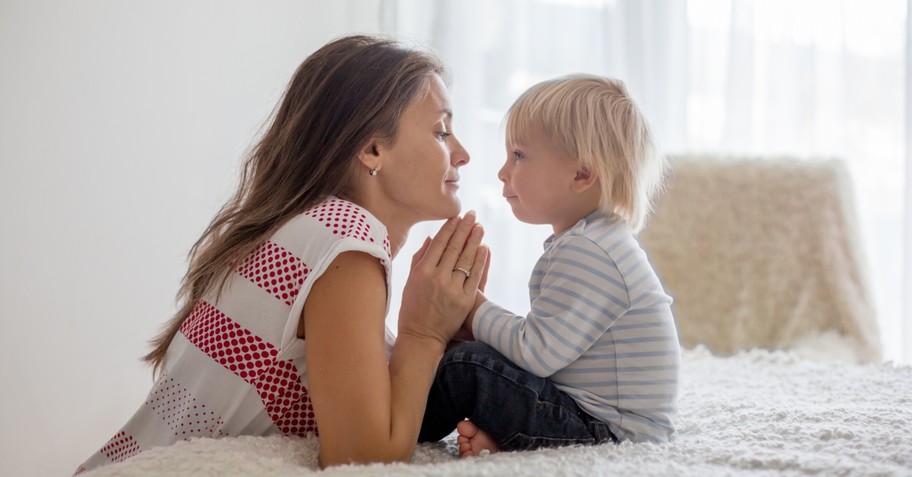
{"left": 419, "top": 341, "right": 617, "bottom": 451}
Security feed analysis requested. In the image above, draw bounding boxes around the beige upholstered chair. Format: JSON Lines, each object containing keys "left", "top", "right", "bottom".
{"left": 637, "top": 157, "right": 881, "bottom": 363}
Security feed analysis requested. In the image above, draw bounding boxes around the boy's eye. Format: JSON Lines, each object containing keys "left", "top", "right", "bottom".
{"left": 436, "top": 131, "right": 451, "bottom": 140}
{"left": 513, "top": 151, "right": 524, "bottom": 160}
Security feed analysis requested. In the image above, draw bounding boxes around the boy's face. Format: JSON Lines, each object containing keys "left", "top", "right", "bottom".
{"left": 499, "top": 126, "right": 596, "bottom": 234}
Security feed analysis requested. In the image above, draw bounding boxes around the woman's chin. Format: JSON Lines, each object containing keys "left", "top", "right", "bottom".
{"left": 409, "top": 192, "right": 462, "bottom": 222}
{"left": 430, "top": 198, "right": 462, "bottom": 221}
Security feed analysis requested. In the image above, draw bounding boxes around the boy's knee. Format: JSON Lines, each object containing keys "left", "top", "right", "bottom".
{"left": 436, "top": 342, "right": 509, "bottom": 401}
{"left": 443, "top": 341, "right": 502, "bottom": 365}
{"left": 439, "top": 342, "right": 519, "bottom": 385}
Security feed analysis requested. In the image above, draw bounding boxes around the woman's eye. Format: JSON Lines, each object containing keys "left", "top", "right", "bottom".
{"left": 513, "top": 151, "right": 524, "bottom": 160}
{"left": 436, "top": 131, "right": 451, "bottom": 140}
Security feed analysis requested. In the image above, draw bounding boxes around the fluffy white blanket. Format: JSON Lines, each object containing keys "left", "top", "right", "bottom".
{"left": 638, "top": 158, "right": 882, "bottom": 363}
{"left": 83, "top": 347, "right": 912, "bottom": 476}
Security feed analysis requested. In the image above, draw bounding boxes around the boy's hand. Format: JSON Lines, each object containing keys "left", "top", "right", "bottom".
{"left": 450, "top": 326, "right": 474, "bottom": 342}
{"left": 458, "top": 290, "right": 487, "bottom": 340}
{"left": 478, "top": 245, "right": 491, "bottom": 292}
{"left": 457, "top": 246, "right": 490, "bottom": 341}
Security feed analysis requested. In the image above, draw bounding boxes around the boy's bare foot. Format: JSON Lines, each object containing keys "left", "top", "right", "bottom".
{"left": 456, "top": 419, "right": 500, "bottom": 457}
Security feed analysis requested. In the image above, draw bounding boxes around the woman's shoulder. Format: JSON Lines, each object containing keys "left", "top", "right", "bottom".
{"left": 277, "top": 196, "right": 392, "bottom": 260}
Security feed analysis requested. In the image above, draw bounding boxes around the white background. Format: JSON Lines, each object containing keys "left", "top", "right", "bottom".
{"left": 0, "top": 1, "right": 386, "bottom": 474}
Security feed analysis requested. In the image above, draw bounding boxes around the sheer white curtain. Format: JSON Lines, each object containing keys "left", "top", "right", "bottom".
{"left": 381, "top": 0, "right": 910, "bottom": 363}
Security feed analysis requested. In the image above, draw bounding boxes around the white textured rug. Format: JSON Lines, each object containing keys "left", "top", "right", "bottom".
{"left": 82, "top": 346, "right": 912, "bottom": 476}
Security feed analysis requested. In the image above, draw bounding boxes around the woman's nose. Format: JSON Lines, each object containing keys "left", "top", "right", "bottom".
{"left": 451, "top": 139, "right": 470, "bottom": 167}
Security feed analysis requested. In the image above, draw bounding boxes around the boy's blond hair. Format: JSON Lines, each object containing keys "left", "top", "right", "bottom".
{"left": 505, "top": 74, "right": 667, "bottom": 233}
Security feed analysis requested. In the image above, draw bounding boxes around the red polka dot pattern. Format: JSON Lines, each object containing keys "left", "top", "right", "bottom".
{"left": 180, "top": 301, "right": 319, "bottom": 436}
{"left": 256, "top": 358, "right": 319, "bottom": 436}
{"left": 237, "top": 241, "right": 309, "bottom": 307}
{"left": 99, "top": 431, "right": 140, "bottom": 464}
{"left": 145, "top": 374, "right": 225, "bottom": 437}
{"left": 305, "top": 199, "right": 376, "bottom": 243}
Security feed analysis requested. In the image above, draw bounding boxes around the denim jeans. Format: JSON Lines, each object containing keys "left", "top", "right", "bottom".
{"left": 419, "top": 341, "right": 617, "bottom": 451}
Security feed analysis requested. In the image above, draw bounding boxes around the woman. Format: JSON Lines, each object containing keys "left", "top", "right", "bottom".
{"left": 76, "top": 34, "right": 487, "bottom": 473}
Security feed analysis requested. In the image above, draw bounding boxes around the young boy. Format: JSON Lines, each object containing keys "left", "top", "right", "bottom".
{"left": 419, "top": 74, "right": 680, "bottom": 456}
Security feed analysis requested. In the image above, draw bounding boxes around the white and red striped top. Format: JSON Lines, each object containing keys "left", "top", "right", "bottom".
{"left": 75, "top": 197, "right": 394, "bottom": 474}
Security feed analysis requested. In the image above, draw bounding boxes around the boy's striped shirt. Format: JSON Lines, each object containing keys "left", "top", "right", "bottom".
{"left": 473, "top": 211, "right": 680, "bottom": 443}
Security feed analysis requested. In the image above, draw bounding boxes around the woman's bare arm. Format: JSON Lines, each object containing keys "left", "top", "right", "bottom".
{"left": 304, "top": 214, "right": 488, "bottom": 467}
{"left": 304, "top": 251, "right": 438, "bottom": 465}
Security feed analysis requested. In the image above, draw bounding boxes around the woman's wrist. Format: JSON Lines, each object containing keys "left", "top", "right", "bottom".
{"left": 395, "top": 328, "right": 449, "bottom": 355}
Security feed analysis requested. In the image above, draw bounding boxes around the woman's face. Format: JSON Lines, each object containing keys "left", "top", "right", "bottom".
{"left": 376, "top": 74, "right": 470, "bottom": 223}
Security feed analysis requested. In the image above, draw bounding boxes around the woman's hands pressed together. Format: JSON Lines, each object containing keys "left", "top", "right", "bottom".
{"left": 398, "top": 211, "right": 489, "bottom": 348}
{"left": 305, "top": 211, "right": 489, "bottom": 466}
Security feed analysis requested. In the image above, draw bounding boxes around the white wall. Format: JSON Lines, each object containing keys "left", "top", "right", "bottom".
{"left": 0, "top": 1, "right": 384, "bottom": 474}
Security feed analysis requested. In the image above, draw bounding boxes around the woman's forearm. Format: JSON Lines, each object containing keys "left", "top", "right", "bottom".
{"left": 386, "top": 334, "right": 447, "bottom": 457}
{"left": 315, "top": 334, "right": 445, "bottom": 467}
{"left": 316, "top": 214, "right": 485, "bottom": 466}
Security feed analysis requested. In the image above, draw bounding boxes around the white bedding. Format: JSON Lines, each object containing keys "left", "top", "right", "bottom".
{"left": 82, "top": 346, "right": 912, "bottom": 476}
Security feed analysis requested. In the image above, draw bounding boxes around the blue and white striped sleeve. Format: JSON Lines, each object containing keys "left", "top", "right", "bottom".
{"left": 472, "top": 235, "right": 630, "bottom": 377}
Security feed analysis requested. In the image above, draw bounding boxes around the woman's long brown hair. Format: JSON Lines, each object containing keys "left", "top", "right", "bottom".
{"left": 143, "top": 35, "right": 446, "bottom": 374}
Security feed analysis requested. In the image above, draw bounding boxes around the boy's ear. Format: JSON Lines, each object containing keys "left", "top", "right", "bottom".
{"left": 571, "top": 167, "right": 598, "bottom": 192}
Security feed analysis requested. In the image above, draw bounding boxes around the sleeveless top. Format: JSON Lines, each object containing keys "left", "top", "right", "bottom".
{"left": 76, "top": 197, "right": 394, "bottom": 474}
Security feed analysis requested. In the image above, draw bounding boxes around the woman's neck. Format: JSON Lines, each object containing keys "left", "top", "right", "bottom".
{"left": 336, "top": 190, "right": 411, "bottom": 259}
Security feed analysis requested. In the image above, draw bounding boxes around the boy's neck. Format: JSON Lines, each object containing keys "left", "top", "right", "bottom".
{"left": 551, "top": 206, "right": 602, "bottom": 236}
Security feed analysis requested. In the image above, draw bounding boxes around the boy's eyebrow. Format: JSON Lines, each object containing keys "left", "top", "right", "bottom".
{"left": 439, "top": 108, "right": 453, "bottom": 119}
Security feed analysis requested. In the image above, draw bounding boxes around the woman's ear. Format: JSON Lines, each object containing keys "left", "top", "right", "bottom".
{"left": 356, "top": 139, "right": 382, "bottom": 172}
{"left": 571, "top": 167, "right": 599, "bottom": 192}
